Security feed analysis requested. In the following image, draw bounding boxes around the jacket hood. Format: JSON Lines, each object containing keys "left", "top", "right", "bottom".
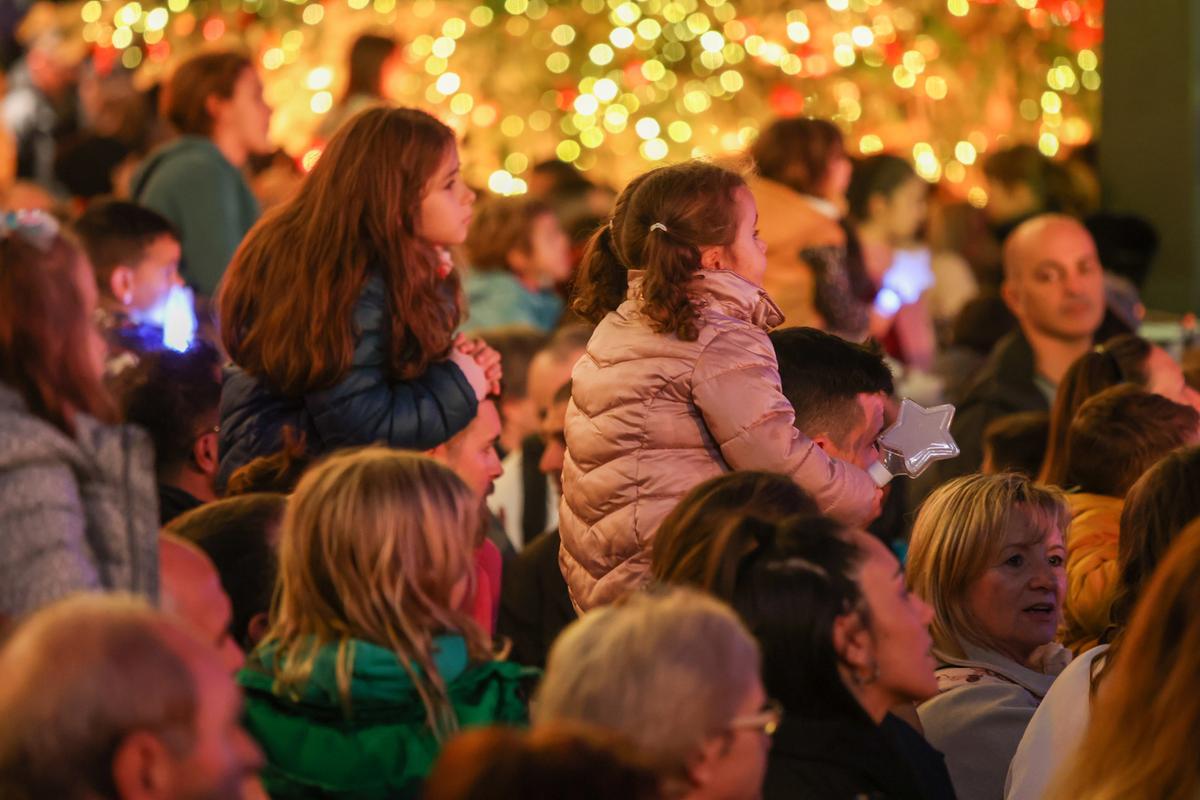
{"left": 0, "top": 383, "right": 147, "bottom": 480}
{"left": 244, "top": 635, "right": 472, "bottom": 711}
{"left": 130, "top": 136, "right": 226, "bottom": 199}
{"left": 626, "top": 268, "right": 784, "bottom": 331}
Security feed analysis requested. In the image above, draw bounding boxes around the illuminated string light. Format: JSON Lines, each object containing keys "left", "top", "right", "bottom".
{"left": 86, "top": 0, "right": 1099, "bottom": 191}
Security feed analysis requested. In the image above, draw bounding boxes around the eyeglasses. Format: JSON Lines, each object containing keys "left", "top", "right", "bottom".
{"left": 727, "top": 699, "right": 783, "bottom": 738}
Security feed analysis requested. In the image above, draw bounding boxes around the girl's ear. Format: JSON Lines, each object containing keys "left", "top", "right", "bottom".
{"left": 698, "top": 244, "right": 726, "bottom": 271}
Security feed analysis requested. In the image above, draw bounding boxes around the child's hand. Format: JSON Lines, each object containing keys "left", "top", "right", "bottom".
{"left": 455, "top": 335, "right": 503, "bottom": 396}
{"left": 449, "top": 346, "right": 490, "bottom": 402}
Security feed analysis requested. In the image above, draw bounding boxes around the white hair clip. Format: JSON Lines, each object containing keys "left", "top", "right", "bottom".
{"left": 649, "top": 222, "right": 669, "bottom": 233}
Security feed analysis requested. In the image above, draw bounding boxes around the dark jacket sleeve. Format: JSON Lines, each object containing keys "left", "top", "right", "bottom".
{"left": 303, "top": 275, "right": 478, "bottom": 452}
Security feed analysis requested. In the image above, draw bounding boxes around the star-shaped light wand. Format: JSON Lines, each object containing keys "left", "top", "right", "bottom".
{"left": 867, "top": 399, "right": 961, "bottom": 487}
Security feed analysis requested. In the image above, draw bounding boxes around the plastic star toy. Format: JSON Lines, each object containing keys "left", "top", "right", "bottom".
{"left": 867, "top": 399, "right": 960, "bottom": 487}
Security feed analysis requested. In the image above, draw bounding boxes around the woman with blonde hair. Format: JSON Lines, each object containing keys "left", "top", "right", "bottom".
{"left": 907, "top": 473, "right": 1070, "bottom": 800}
{"left": 1048, "top": 519, "right": 1200, "bottom": 800}
{"left": 237, "top": 447, "right": 533, "bottom": 799}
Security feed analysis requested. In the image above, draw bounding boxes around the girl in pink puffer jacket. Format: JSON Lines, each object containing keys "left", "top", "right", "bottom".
{"left": 560, "top": 161, "right": 880, "bottom": 611}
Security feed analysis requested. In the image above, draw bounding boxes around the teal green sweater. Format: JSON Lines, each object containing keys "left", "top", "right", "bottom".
{"left": 238, "top": 635, "right": 535, "bottom": 799}
{"left": 131, "top": 136, "right": 260, "bottom": 297}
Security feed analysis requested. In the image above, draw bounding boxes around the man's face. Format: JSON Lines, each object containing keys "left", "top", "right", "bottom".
{"left": 538, "top": 398, "right": 569, "bottom": 493}
{"left": 527, "top": 349, "right": 582, "bottom": 418}
{"left": 821, "top": 392, "right": 888, "bottom": 471}
{"left": 167, "top": 634, "right": 264, "bottom": 800}
{"left": 161, "top": 539, "right": 244, "bottom": 674}
{"left": 1003, "top": 219, "right": 1106, "bottom": 342}
{"left": 128, "top": 235, "right": 183, "bottom": 317}
{"left": 439, "top": 399, "right": 504, "bottom": 501}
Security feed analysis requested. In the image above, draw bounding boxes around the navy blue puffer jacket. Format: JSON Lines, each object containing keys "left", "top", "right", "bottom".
{"left": 217, "top": 272, "right": 477, "bottom": 486}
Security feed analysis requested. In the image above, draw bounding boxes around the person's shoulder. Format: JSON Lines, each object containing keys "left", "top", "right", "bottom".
{"left": 139, "top": 138, "right": 238, "bottom": 189}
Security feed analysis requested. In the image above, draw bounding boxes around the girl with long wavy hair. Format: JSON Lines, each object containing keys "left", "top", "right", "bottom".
{"left": 217, "top": 107, "right": 500, "bottom": 485}
{"left": 560, "top": 160, "right": 878, "bottom": 611}
{"left": 1048, "top": 519, "right": 1200, "bottom": 800}
{"left": 237, "top": 448, "right": 533, "bottom": 799}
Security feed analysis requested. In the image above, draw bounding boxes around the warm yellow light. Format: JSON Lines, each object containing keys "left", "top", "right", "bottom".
{"left": 551, "top": 24, "right": 575, "bottom": 45}
{"left": 859, "top": 134, "right": 883, "bottom": 155}
{"left": 310, "top": 91, "right": 333, "bottom": 114}
{"left": 489, "top": 170, "right": 515, "bottom": 194}
{"left": 469, "top": 5, "right": 494, "bottom": 25}
{"left": 81, "top": 0, "right": 103, "bottom": 23}
{"left": 851, "top": 25, "right": 874, "bottom": 47}
{"left": 431, "top": 37, "right": 456, "bottom": 58}
{"left": 1041, "top": 90, "right": 1062, "bottom": 114}
{"left": 924, "top": 76, "right": 947, "bottom": 100}
{"left": 450, "top": 93, "right": 474, "bottom": 115}
{"left": 306, "top": 67, "right": 333, "bottom": 90}
{"left": 641, "top": 59, "right": 666, "bottom": 81}
{"left": 262, "top": 49, "right": 285, "bottom": 70}
{"left": 580, "top": 127, "right": 605, "bottom": 148}
{"left": 892, "top": 66, "right": 915, "bottom": 89}
{"left": 700, "top": 31, "right": 724, "bottom": 52}
{"left": 443, "top": 17, "right": 467, "bottom": 38}
{"left": 637, "top": 18, "right": 662, "bottom": 40}
{"left": 719, "top": 70, "right": 744, "bottom": 93}
{"left": 1078, "top": 49, "right": 1098, "bottom": 71}
{"left": 827, "top": 0, "right": 849, "bottom": 9}
{"left": 589, "top": 44, "right": 615, "bottom": 65}
{"left": 302, "top": 4, "right": 323, "bottom": 24}
{"left": 435, "top": 72, "right": 461, "bottom": 95}
{"left": 955, "top": 140, "right": 977, "bottom": 165}
{"left": 967, "top": 186, "right": 988, "bottom": 208}
{"left": 947, "top": 0, "right": 969, "bottom": 16}
{"left": 505, "top": 153, "right": 529, "bottom": 173}
{"left": 902, "top": 50, "right": 925, "bottom": 74}
{"left": 944, "top": 161, "right": 966, "bottom": 183}
{"left": 1038, "top": 132, "right": 1059, "bottom": 157}
{"left": 668, "top": 120, "right": 692, "bottom": 142}
{"left": 546, "top": 52, "right": 570, "bottom": 73}
{"left": 112, "top": 27, "right": 133, "bottom": 49}
{"left": 640, "top": 138, "right": 669, "bottom": 161}
{"left": 501, "top": 115, "right": 525, "bottom": 137}
{"left": 610, "top": 27, "right": 635, "bottom": 48}
{"left": 833, "top": 45, "right": 855, "bottom": 67}
{"left": 145, "top": 7, "right": 169, "bottom": 30}
{"left": 574, "top": 94, "right": 600, "bottom": 115}
{"left": 301, "top": 149, "right": 322, "bottom": 172}
{"left": 635, "top": 117, "right": 661, "bottom": 139}
{"left": 556, "top": 140, "right": 582, "bottom": 162}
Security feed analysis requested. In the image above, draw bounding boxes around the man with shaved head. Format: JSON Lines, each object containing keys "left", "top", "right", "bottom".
{"left": 0, "top": 594, "right": 263, "bottom": 799}
{"left": 935, "top": 214, "right": 1107, "bottom": 480}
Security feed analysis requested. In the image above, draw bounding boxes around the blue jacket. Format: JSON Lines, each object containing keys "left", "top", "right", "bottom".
{"left": 131, "top": 136, "right": 260, "bottom": 297}
{"left": 218, "top": 273, "right": 478, "bottom": 485}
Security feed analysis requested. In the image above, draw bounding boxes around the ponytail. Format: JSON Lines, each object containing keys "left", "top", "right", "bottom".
{"left": 640, "top": 226, "right": 702, "bottom": 342}
{"left": 571, "top": 223, "right": 629, "bottom": 324}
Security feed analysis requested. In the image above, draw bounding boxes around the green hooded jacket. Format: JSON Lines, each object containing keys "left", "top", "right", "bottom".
{"left": 237, "top": 635, "right": 536, "bottom": 799}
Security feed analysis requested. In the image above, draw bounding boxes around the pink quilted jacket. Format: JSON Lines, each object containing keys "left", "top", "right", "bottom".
{"left": 559, "top": 269, "right": 877, "bottom": 611}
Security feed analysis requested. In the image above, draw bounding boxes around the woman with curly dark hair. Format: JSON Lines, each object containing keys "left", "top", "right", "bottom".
{"left": 560, "top": 160, "right": 878, "bottom": 611}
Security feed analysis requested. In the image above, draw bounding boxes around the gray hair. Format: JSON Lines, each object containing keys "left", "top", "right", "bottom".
{"left": 533, "top": 587, "right": 760, "bottom": 775}
{"left": 0, "top": 594, "right": 198, "bottom": 799}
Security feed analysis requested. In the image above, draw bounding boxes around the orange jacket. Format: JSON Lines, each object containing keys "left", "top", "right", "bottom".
{"left": 1061, "top": 492, "right": 1123, "bottom": 654}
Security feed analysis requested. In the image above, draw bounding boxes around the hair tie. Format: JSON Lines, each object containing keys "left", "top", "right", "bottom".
{"left": 649, "top": 222, "right": 669, "bottom": 234}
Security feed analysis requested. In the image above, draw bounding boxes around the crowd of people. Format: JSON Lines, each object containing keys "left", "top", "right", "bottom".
{"left": 1, "top": 19, "right": 1200, "bottom": 800}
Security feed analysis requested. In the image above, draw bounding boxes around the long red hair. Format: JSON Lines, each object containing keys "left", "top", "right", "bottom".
{"left": 219, "top": 107, "right": 462, "bottom": 396}
{"left": 0, "top": 230, "right": 114, "bottom": 433}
